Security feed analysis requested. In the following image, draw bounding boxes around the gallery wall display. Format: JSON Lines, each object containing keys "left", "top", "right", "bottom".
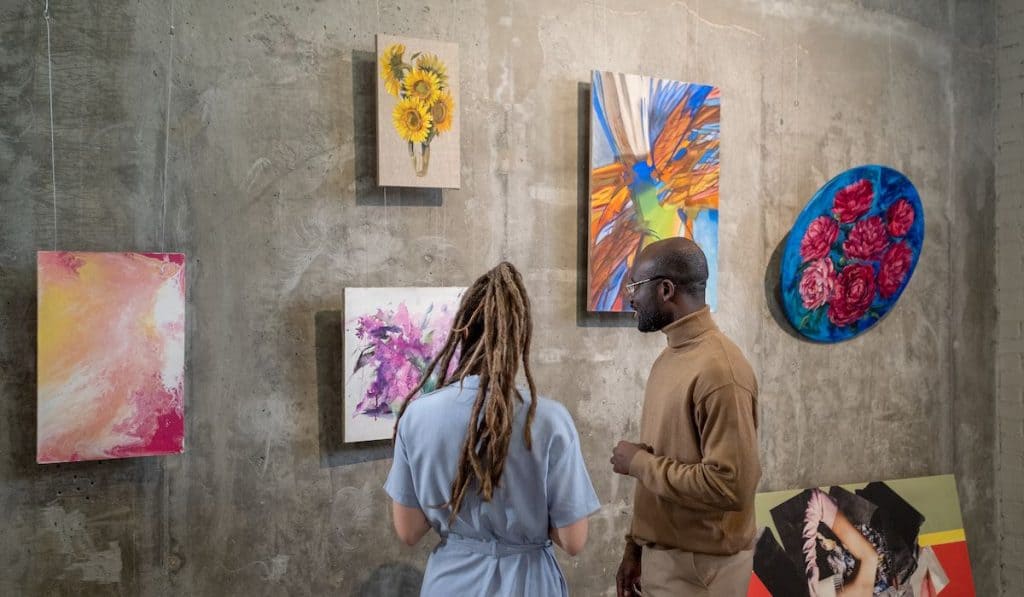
{"left": 780, "top": 165, "right": 924, "bottom": 342}
{"left": 343, "top": 287, "right": 465, "bottom": 442}
{"left": 376, "top": 34, "right": 461, "bottom": 189}
{"left": 748, "top": 474, "right": 975, "bottom": 596}
{"left": 587, "top": 70, "right": 721, "bottom": 312}
{"left": 37, "top": 251, "right": 186, "bottom": 464}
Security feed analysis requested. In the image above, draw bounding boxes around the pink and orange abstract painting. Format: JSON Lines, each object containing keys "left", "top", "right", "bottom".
{"left": 37, "top": 252, "right": 186, "bottom": 464}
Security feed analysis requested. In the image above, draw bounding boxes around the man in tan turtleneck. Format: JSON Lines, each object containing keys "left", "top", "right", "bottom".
{"left": 610, "top": 237, "right": 761, "bottom": 597}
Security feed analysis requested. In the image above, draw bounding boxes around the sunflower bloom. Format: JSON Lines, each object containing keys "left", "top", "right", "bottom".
{"left": 392, "top": 97, "right": 432, "bottom": 144}
{"left": 415, "top": 53, "right": 448, "bottom": 87}
{"left": 380, "top": 43, "right": 406, "bottom": 96}
{"left": 430, "top": 90, "right": 455, "bottom": 134}
{"left": 403, "top": 68, "right": 441, "bottom": 105}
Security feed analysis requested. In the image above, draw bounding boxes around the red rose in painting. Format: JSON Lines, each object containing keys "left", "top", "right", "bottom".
{"left": 843, "top": 216, "right": 889, "bottom": 260}
{"left": 832, "top": 179, "right": 874, "bottom": 223}
{"left": 799, "top": 258, "right": 836, "bottom": 310}
{"left": 878, "top": 242, "right": 913, "bottom": 297}
{"left": 800, "top": 216, "right": 840, "bottom": 262}
{"left": 886, "top": 198, "right": 915, "bottom": 237}
{"left": 828, "top": 264, "right": 877, "bottom": 327}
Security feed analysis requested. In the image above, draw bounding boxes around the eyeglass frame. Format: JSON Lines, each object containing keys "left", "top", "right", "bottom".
{"left": 624, "top": 276, "right": 671, "bottom": 296}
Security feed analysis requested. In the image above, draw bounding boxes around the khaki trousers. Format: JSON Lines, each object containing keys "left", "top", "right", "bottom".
{"left": 641, "top": 546, "right": 754, "bottom": 596}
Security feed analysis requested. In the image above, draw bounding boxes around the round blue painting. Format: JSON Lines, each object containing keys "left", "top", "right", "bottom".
{"left": 780, "top": 165, "right": 924, "bottom": 343}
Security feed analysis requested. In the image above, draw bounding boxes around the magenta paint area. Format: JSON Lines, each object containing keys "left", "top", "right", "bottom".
{"left": 342, "top": 287, "right": 465, "bottom": 442}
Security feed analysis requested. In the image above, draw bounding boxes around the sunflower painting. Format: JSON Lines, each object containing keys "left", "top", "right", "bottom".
{"left": 376, "top": 35, "right": 460, "bottom": 188}
{"left": 588, "top": 71, "right": 721, "bottom": 312}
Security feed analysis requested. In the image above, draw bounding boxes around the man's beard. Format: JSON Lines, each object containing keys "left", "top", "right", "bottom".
{"left": 636, "top": 305, "right": 673, "bottom": 333}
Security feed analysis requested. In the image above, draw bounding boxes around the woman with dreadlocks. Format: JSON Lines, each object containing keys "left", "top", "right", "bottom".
{"left": 384, "top": 262, "right": 600, "bottom": 596}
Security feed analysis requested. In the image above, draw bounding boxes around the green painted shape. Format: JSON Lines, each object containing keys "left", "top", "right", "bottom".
{"left": 633, "top": 180, "right": 679, "bottom": 245}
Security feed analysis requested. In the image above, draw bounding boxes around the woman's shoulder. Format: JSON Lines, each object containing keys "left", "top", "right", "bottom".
{"left": 527, "top": 395, "right": 579, "bottom": 439}
{"left": 402, "top": 382, "right": 461, "bottom": 414}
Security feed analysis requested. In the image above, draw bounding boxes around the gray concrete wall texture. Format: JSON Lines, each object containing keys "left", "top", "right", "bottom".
{"left": 0, "top": 0, "right": 1000, "bottom": 595}
{"left": 997, "top": 0, "right": 1024, "bottom": 594}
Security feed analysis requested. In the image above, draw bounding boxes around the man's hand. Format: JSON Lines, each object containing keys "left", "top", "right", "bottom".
{"left": 616, "top": 542, "right": 642, "bottom": 597}
{"left": 610, "top": 440, "right": 649, "bottom": 475}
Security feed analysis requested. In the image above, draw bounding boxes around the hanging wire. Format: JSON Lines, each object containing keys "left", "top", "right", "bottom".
{"left": 44, "top": 0, "right": 58, "bottom": 250}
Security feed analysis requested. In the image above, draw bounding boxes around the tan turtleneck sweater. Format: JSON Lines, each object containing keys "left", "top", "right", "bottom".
{"left": 627, "top": 306, "right": 761, "bottom": 555}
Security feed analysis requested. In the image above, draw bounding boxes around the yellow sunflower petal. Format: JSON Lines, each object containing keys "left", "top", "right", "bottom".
{"left": 429, "top": 90, "right": 455, "bottom": 134}
{"left": 380, "top": 43, "right": 406, "bottom": 97}
{"left": 415, "top": 53, "right": 448, "bottom": 87}
{"left": 392, "top": 97, "right": 432, "bottom": 144}
{"left": 403, "top": 68, "right": 441, "bottom": 106}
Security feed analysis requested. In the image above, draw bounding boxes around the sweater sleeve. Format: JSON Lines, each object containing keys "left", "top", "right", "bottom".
{"left": 627, "top": 382, "right": 760, "bottom": 511}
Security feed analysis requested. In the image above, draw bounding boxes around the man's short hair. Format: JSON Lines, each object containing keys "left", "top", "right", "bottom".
{"left": 653, "top": 241, "right": 709, "bottom": 296}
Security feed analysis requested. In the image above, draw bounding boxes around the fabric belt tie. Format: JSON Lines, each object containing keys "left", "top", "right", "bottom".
{"left": 441, "top": 534, "right": 553, "bottom": 558}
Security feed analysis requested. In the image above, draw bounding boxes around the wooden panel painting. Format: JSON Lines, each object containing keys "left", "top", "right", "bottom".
{"left": 37, "top": 252, "right": 186, "bottom": 463}
{"left": 588, "top": 70, "right": 720, "bottom": 312}
{"left": 376, "top": 34, "right": 460, "bottom": 188}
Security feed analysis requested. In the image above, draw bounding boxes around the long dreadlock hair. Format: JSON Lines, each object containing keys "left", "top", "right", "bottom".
{"left": 394, "top": 262, "right": 538, "bottom": 524}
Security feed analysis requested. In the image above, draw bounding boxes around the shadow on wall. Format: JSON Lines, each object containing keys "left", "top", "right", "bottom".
{"left": 351, "top": 49, "right": 442, "bottom": 208}
{"left": 1, "top": 257, "right": 40, "bottom": 477}
{"left": 764, "top": 233, "right": 805, "bottom": 342}
{"left": 315, "top": 309, "right": 392, "bottom": 468}
{"left": 575, "top": 81, "right": 636, "bottom": 329}
{"left": 352, "top": 562, "right": 423, "bottom": 597}
{"left": 2, "top": 259, "right": 160, "bottom": 483}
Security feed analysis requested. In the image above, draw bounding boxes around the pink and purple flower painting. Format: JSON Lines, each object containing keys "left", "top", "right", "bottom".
{"left": 780, "top": 166, "right": 924, "bottom": 343}
{"left": 343, "top": 287, "right": 464, "bottom": 442}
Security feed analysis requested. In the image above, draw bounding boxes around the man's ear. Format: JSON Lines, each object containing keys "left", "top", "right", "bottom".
{"left": 659, "top": 278, "right": 676, "bottom": 302}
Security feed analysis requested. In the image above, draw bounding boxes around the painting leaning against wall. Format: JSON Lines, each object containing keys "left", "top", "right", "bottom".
{"left": 749, "top": 475, "right": 975, "bottom": 596}
{"left": 588, "top": 70, "right": 721, "bottom": 312}
{"left": 343, "top": 287, "right": 465, "bottom": 443}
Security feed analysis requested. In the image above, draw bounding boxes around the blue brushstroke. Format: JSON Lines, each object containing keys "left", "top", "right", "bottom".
{"left": 693, "top": 209, "right": 719, "bottom": 312}
{"left": 683, "top": 85, "right": 713, "bottom": 116}
{"left": 595, "top": 220, "right": 616, "bottom": 245}
{"left": 591, "top": 72, "right": 622, "bottom": 162}
{"left": 597, "top": 260, "right": 631, "bottom": 311}
{"left": 696, "top": 146, "right": 719, "bottom": 168}
{"left": 648, "top": 79, "right": 689, "bottom": 145}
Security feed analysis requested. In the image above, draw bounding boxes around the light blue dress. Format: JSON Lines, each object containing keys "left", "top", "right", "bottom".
{"left": 384, "top": 375, "right": 601, "bottom": 596}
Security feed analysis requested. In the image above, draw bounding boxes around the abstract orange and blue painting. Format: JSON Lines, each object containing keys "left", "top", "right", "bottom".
{"left": 37, "top": 252, "right": 186, "bottom": 464}
{"left": 588, "top": 71, "right": 720, "bottom": 311}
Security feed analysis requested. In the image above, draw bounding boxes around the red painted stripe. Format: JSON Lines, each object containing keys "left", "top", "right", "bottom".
{"left": 747, "top": 542, "right": 976, "bottom": 596}
{"left": 748, "top": 573, "right": 771, "bottom": 597}
{"left": 931, "top": 541, "right": 976, "bottom": 596}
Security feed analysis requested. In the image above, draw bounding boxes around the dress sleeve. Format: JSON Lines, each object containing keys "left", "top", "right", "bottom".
{"left": 546, "top": 414, "right": 601, "bottom": 528}
{"left": 384, "top": 419, "right": 420, "bottom": 508}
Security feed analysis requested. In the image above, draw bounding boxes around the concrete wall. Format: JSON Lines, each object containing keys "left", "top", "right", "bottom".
{"left": 0, "top": 0, "right": 998, "bottom": 595}
{"left": 997, "top": 0, "right": 1024, "bottom": 594}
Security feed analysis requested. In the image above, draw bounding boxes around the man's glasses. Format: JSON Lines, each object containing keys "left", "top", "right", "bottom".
{"left": 624, "top": 276, "right": 669, "bottom": 296}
